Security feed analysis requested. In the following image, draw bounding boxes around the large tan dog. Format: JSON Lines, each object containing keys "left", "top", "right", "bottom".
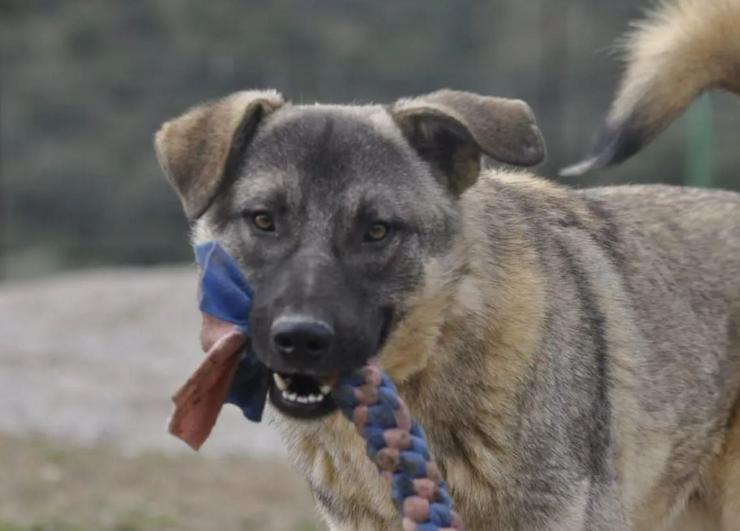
{"left": 154, "top": 5, "right": 740, "bottom": 530}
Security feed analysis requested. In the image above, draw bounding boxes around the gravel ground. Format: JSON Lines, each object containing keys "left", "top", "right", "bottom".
{"left": 0, "top": 265, "right": 285, "bottom": 457}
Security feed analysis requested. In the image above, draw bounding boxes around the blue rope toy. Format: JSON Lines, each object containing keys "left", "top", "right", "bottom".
{"left": 193, "top": 241, "right": 463, "bottom": 530}
{"left": 335, "top": 366, "right": 463, "bottom": 530}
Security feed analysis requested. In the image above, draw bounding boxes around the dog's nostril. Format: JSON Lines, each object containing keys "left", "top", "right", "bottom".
{"left": 274, "top": 333, "right": 295, "bottom": 353}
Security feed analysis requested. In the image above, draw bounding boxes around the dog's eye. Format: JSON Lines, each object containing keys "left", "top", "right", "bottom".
{"left": 252, "top": 212, "right": 275, "bottom": 232}
{"left": 363, "top": 222, "right": 389, "bottom": 242}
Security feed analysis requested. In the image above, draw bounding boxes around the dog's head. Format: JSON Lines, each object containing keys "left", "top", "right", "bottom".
{"left": 155, "top": 89, "right": 544, "bottom": 419}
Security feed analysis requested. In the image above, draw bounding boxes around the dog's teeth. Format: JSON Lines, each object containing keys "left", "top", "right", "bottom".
{"left": 273, "top": 373, "right": 289, "bottom": 391}
{"left": 297, "top": 396, "right": 309, "bottom": 404}
{"left": 312, "top": 394, "right": 324, "bottom": 403}
{"left": 281, "top": 390, "right": 289, "bottom": 399}
{"left": 287, "top": 392, "right": 297, "bottom": 402}
{"left": 320, "top": 384, "right": 332, "bottom": 395}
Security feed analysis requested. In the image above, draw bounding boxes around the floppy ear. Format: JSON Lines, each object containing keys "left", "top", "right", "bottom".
{"left": 154, "top": 90, "right": 284, "bottom": 220}
{"left": 391, "top": 89, "right": 545, "bottom": 194}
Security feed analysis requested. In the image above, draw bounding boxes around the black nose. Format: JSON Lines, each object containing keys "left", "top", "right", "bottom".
{"left": 270, "top": 315, "right": 334, "bottom": 364}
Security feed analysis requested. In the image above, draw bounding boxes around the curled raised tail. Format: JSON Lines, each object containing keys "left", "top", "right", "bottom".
{"left": 562, "top": 0, "right": 740, "bottom": 176}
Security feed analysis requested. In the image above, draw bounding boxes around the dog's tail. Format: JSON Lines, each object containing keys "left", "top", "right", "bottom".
{"left": 561, "top": 0, "right": 740, "bottom": 176}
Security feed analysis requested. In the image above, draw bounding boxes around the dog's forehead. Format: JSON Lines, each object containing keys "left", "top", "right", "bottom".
{"left": 243, "top": 104, "right": 419, "bottom": 186}
{"left": 261, "top": 103, "right": 404, "bottom": 145}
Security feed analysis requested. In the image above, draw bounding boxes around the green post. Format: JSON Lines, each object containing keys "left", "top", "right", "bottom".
{"left": 685, "top": 92, "right": 715, "bottom": 188}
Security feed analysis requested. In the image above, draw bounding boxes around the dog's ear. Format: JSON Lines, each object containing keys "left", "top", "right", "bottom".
{"left": 391, "top": 89, "right": 545, "bottom": 194}
{"left": 154, "top": 90, "right": 284, "bottom": 220}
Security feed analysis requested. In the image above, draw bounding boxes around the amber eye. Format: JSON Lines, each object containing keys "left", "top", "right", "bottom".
{"left": 364, "top": 222, "right": 389, "bottom": 242}
{"left": 252, "top": 213, "right": 275, "bottom": 232}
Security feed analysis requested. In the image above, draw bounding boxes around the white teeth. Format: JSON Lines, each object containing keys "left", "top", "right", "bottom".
{"left": 280, "top": 391, "right": 326, "bottom": 404}
{"left": 273, "top": 373, "right": 290, "bottom": 391}
{"left": 276, "top": 378, "right": 331, "bottom": 405}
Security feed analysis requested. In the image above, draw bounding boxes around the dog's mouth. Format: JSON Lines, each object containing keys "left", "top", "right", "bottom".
{"left": 268, "top": 371, "right": 339, "bottom": 419}
{"left": 264, "top": 307, "right": 394, "bottom": 420}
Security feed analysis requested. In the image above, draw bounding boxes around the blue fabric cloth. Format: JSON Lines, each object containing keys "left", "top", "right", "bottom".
{"left": 195, "top": 241, "right": 252, "bottom": 333}
{"left": 194, "top": 241, "right": 269, "bottom": 423}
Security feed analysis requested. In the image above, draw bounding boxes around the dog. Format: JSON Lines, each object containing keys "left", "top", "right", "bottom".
{"left": 155, "top": 85, "right": 740, "bottom": 530}
{"left": 561, "top": 0, "right": 740, "bottom": 176}
{"left": 155, "top": 5, "right": 740, "bottom": 529}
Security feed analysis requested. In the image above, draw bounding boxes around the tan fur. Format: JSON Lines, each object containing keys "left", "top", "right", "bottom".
{"left": 665, "top": 399, "right": 740, "bottom": 530}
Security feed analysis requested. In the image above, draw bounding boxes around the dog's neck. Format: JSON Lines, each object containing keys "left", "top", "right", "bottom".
{"left": 379, "top": 177, "right": 547, "bottom": 457}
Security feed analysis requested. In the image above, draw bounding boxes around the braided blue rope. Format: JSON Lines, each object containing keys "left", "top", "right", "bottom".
{"left": 334, "top": 367, "right": 463, "bottom": 530}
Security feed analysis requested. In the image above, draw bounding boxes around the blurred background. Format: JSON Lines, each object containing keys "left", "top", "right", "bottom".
{"left": 1, "top": 1, "right": 737, "bottom": 530}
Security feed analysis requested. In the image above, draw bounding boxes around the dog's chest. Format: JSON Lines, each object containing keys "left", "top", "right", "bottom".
{"left": 278, "top": 412, "right": 401, "bottom": 527}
